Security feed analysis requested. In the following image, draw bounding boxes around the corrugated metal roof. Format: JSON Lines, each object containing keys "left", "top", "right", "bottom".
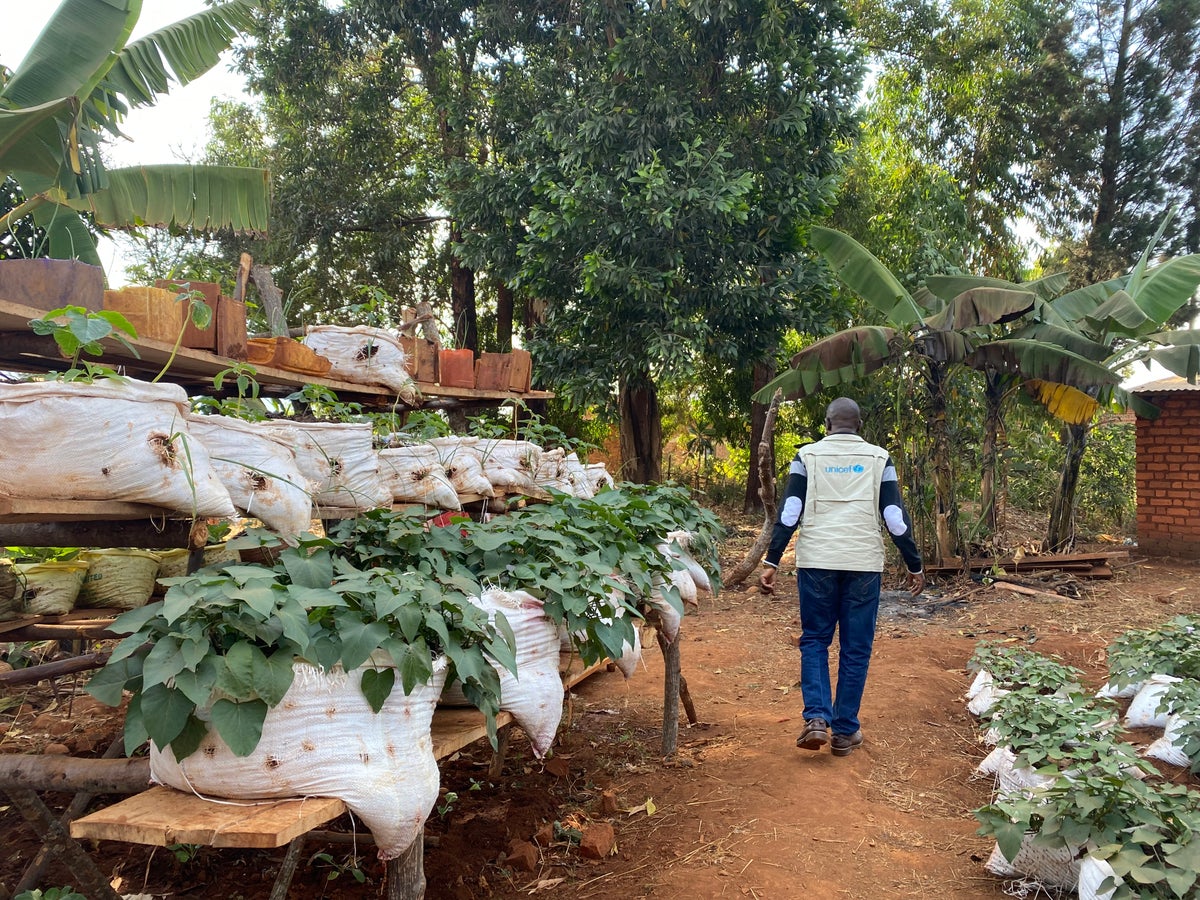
{"left": 1131, "top": 376, "right": 1200, "bottom": 393}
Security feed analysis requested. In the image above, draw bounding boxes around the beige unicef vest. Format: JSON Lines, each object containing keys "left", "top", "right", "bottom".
{"left": 795, "top": 434, "right": 889, "bottom": 572}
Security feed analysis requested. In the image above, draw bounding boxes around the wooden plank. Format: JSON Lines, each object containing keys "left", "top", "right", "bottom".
{"left": 431, "top": 708, "right": 515, "bottom": 759}
{"left": 561, "top": 654, "right": 607, "bottom": 690}
{"left": 0, "top": 497, "right": 182, "bottom": 524}
{"left": 925, "top": 549, "right": 1128, "bottom": 574}
{"left": 70, "top": 786, "right": 346, "bottom": 849}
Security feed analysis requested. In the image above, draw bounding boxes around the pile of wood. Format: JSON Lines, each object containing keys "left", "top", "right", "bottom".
{"left": 925, "top": 549, "right": 1130, "bottom": 580}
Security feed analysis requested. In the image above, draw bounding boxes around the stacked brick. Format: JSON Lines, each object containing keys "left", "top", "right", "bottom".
{"left": 1135, "top": 381, "right": 1200, "bottom": 557}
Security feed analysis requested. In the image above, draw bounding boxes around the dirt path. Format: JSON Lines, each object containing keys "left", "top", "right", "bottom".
{"left": 3, "top": 546, "right": 1199, "bottom": 899}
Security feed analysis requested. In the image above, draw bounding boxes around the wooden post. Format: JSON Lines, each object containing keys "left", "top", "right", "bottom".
{"left": 268, "top": 836, "right": 307, "bottom": 900}
{"left": 14, "top": 738, "right": 124, "bottom": 894}
{"left": 657, "top": 631, "right": 681, "bottom": 757}
{"left": 4, "top": 787, "right": 123, "bottom": 900}
{"left": 249, "top": 263, "right": 290, "bottom": 338}
{"left": 0, "top": 756, "right": 150, "bottom": 794}
{"left": 679, "top": 673, "right": 698, "bottom": 725}
{"left": 385, "top": 828, "right": 426, "bottom": 900}
{"left": 0, "top": 652, "right": 109, "bottom": 688}
{"left": 488, "top": 724, "right": 512, "bottom": 780}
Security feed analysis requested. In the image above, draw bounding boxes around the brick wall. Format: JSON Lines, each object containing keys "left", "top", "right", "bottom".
{"left": 1136, "top": 392, "right": 1200, "bottom": 558}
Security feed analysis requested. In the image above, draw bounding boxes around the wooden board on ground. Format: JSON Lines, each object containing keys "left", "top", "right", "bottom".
{"left": 925, "top": 549, "right": 1128, "bottom": 576}
{"left": 70, "top": 786, "right": 346, "bottom": 849}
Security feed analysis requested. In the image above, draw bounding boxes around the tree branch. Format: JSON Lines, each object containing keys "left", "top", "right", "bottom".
{"left": 724, "top": 389, "right": 782, "bottom": 588}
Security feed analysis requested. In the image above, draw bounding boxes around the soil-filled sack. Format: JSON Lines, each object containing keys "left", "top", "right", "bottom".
{"left": 533, "top": 448, "right": 576, "bottom": 496}
{"left": 77, "top": 549, "right": 160, "bottom": 610}
{"left": 476, "top": 439, "right": 547, "bottom": 498}
{"left": 658, "top": 531, "right": 713, "bottom": 595}
{"left": 984, "top": 838, "right": 1080, "bottom": 891}
{"left": 1077, "top": 856, "right": 1120, "bottom": 900}
{"left": 438, "top": 590, "right": 563, "bottom": 757}
{"left": 1125, "top": 673, "right": 1182, "bottom": 729}
{"left": 1144, "top": 713, "right": 1193, "bottom": 767}
{"left": 186, "top": 415, "right": 315, "bottom": 537}
{"left": 562, "top": 453, "right": 595, "bottom": 499}
{"left": 303, "top": 325, "right": 419, "bottom": 402}
{"left": 150, "top": 659, "right": 447, "bottom": 861}
{"left": 586, "top": 462, "right": 615, "bottom": 493}
{"left": 427, "top": 438, "right": 494, "bottom": 498}
{"left": 258, "top": 421, "right": 391, "bottom": 513}
{"left": 0, "top": 380, "right": 235, "bottom": 517}
{"left": 377, "top": 445, "right": 461, "bottom": 510}
{"left": 646, "top": 574, "right": 683, "bottom": 644}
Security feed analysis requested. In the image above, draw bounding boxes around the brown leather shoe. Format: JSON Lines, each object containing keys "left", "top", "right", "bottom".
{"left": 796, "top": 718, "right": 829, "bottom": 751}
{"left": 831, "top": 730, "right": 863, "bottom": 757}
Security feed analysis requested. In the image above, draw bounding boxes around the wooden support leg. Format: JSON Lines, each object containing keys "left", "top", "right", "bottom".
{"left": 268, "top": 836, "right": 306, "bottom": 900}
{"left": 657, "top": 631, "right": 681, "bottom": 757}
{"left": 14, "top": 736, "right": 125, "bottom": 894}
{"left": 679, "top": 673, "right": 698, "bottom": 725}
{"left": 385, "top": 828, "right": 426, "bottom": 900}
{"left": 488, "top": 724, "right": 512, "bottom": 780}
{"left": 3, "top": 787, "right": 122, "bottom": 900}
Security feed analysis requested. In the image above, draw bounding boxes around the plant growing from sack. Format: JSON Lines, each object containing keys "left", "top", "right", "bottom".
{"left": 325, "top": 483, "right": 723, "bottom": 667}
{"left": 969, "top": 642, "right": 1085, "bottom": 694}
{"left": 985, "top": 686, "right": 1122, "bottom": 770}
{"left": 1161, "top": 680, "right": 1200, "bottom": 774}
{"left": 1105, "top": 615, "right": 1200, "bottom": 693}
{"left": 87, "top": 542, "right": 517, "bottom": 760}
{"left": 28, "top": 305, "right": 139, "bottom": 381}
{"left": 190, "top": 363, "right": 267, "bottom": 421}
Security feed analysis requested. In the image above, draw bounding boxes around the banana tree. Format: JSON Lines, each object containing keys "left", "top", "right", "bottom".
{"left": 755, "top": 226, "right": 1120, "bottom": 564}
{"left": 926, "top": 212, "right": 1200, "bottom": 549}
{"left": 0, "top": 0, "right": 268, "bottom": 267}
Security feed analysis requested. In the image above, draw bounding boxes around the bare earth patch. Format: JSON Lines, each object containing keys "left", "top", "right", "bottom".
{"left": 2, "top": 515, "right": 1198, "bottom": 899}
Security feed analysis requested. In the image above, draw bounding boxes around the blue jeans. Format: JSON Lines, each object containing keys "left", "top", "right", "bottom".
{"left": 797, "top": 568, "right": 881, "bottom": 736}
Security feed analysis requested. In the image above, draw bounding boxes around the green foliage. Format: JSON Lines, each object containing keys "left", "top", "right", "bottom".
{"left": 1162, "top": 680, "right": 1200, "bottom": 775}
{"left": 327, "top": 484, "right": 724, "bottom": 672}
{"left": 308, "top": 850, "right": 368, "bottom": 884}
{"left": 28, "top": 306, "right": 139, "bottom": 369}
{"left": 14, "top": 888, "right": 87, "bottom": 900}
{"left": 1105, "top": 616, "right": 1200, "bottom": 692}
{"left": 88, "top": 540, "right": 513, "bottom": 760}
{"left": 1075, "top": 420, "right": 1136, "bottom": 534}
{"left": 973, "top": 639, "right": 1200, "bottom": 898}
{"left": 968, "top": 642, "right": 1084, "bottom": 694}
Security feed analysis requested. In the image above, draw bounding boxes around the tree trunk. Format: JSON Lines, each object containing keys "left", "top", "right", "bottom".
{"left": 926, "top": 362, "right": 961, "bottom": 565}
{"left": 449, "top": 225, "right": 478, "bottom": 352}
{"left": 496, "top": 283, "right": 514, "bottom": 350}
{"left": 979, "top": 373, "right": 1006, "bottom": 536}
{"left": 618, "top": 374, "right": 662, "bottom": 484}
{"left": 1083, "top": 0, "right": 1134, "bottom": 281}
{"left": 725, "top": 389, "right": 783, "bottom": 588}
{"left": 743, "top": 360, "right": 775, "bottom": 514}
{"left": 1045, "top": 421, "right": 1091, "bottom": 552}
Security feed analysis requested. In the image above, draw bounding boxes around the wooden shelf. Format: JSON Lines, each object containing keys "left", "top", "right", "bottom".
{"left": 0, "top": 296, "right": 552, "bottom": 407}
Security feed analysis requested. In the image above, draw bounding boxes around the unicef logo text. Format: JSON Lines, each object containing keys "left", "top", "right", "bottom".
{"left": 823, "top": 464, "right": 866, "bottom": 474}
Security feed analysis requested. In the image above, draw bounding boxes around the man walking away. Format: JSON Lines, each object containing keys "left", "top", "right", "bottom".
{"left": 758, "top": 397, "right": 925, "bottom": 756}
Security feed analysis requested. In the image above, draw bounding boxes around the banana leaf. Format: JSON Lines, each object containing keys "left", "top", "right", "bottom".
{"left": 921, "top": 287, "right": 1035, "bottom": 331}
{"left": 808, "top": 226, "right": 924, "bottom": 327}
{"left": 752, "top": 326, "right": 898, "bottom": 402}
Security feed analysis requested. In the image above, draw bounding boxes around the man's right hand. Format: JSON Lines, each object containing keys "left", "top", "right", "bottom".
{"left": 758, "top": 566, "right": 777, "bottom": 595}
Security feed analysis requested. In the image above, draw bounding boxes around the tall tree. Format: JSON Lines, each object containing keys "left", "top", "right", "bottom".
{"left": 456, "top": 0, "right": 861, "bottom": 483}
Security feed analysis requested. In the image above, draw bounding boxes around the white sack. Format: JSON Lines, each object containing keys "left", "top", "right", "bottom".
{"left": 1125, "top": 674, "right": 1182, "bottom": 729}
{"left": 186, "top": 414, "right": 315, "bottom": 537}
{"left": 1144, "top": 713, "right": 1193, "bottom": 768}
{"left": 975, "top": 745, "right": 1016, "bottom": 778}
{"left": 258, "top": 421, "right": 391, "bottom": 513}
{"left": 563, "top": 453, "right": 594, "bottom": 499}
{"left": 533, "top": 448, "right": 576, "bottom": 496}
{"left": 984, "top": 838, "right": 1080, "bottom": 891}
{"left": 586, "top": 462, "right": 615, "bottom": 493}
{"left": 427, "top": 438, "right": 494, "bottom": 497}
{"left": 150, "top": 659, "right": 446, "bottom": 861}
{"left": 0, "top": 380, "right": 236, "bottom": 517}
{"left": 646, "top": 574, "right": 683, "bottom": 644}
{"left": 437, "top": 590, "right": 563, "bottom": 757}
{"left": 476, "top": 440, "right": 548, "bottom": 498}
{"left": 377, "top": 446, "right": 461, "bottom": 510}
{"left": 658, "top": 532, "right": 713, "bottom": 595}
{"left": 1097, "top": 674, "right": 1142, "bottom": 699}
{"left": 966, "top": 669, "right": 993, "bottom": 701}
{"left": 303, "top": 325, "right": 419, "bottom": 402}
{"left": 1077, "top": 856, "right": 1120, "bottom": 900}
{"left": 968, "top": 682, "right": 1009, "bottom": 718}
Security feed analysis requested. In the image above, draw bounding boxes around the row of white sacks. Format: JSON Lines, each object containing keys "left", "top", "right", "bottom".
{"left": 966, "top": 667, "right": 1194, "bottom": 898}
{"left": 0, "top": 379, "right": 615, "bottom": 537}
{"left": 149, "top": 580, "right": 701, "bottom": 863}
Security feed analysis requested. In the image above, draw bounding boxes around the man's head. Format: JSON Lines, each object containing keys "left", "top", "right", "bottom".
{"left": 825, "top": 397, "right": 862, "bottom": 434}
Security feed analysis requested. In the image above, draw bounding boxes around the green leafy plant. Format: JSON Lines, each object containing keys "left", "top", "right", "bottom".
{"left": 1161, "top": 680, "right": 1200, "bottom": 774}
{"left": 437, "top": 790, "right": 459, "bottom": 817}
{"left": 191, "top": 362, "right": 267, "bottom": 421}
{"left": 308, "top": 850, "right": 368, "bottom": 884}
{"left": 14, "top": 889, "right": 87, "bottom": 900}
{"left": 151, "top": 286, "right": 215, "bottom": 383}
{"left": 86, "top": 540, "right": 517, "bottom": 760}
{"left": 285, "top": 382, "right": 365, "bottom": 421}
{"left": 28, "top": 305, "right": 139, "bottom": 377}
{"left": 968, "top": 642, "right": 1084, "bottom": 694}
{"left": 1106, "top": 616, "right": 1200, "bottom": 692}
{"left": 168, "top": 842, "right": 203, "bottom": 864}
{"left": 985, "top": 686, "right": 1122, "bottom": 770}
